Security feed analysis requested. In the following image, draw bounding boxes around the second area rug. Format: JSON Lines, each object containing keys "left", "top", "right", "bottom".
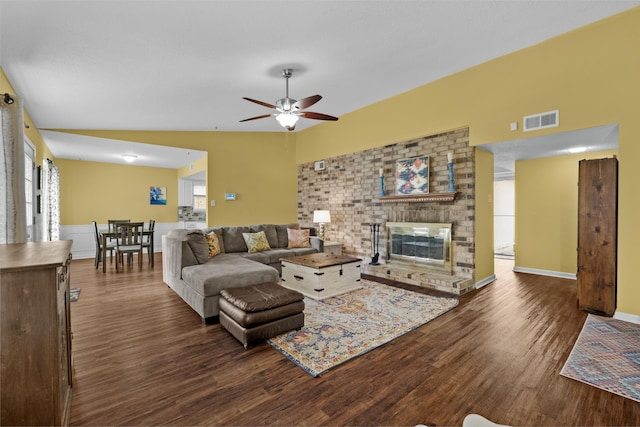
{"left": 561, "top": 314, "right": 640, "bottom": 402}
{"left": 267, "top": 280, "right": 458, "bottom": 377}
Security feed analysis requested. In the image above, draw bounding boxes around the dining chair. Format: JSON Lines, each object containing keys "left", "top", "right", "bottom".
{"left": 92, "top": 221, "right": 115, "bottom": 269}
{"left": 142, "top": 219, "right": 155, "bottom": 264}
{"left": 108, "top": 219, "right": 130, "bottom": 248}
{"left": 114, "top": 222, "right": 144, "bottom": 271}
{"left": 108, "top": 219, "right": 130, "bottom": 234}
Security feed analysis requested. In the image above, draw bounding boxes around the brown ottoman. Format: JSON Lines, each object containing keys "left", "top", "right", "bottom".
{"left": 219, "top": 282, "right": 305, "bottom": 349}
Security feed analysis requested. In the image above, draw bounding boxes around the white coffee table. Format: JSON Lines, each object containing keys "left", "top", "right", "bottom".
{"left": 281, "top": 253, "right": 362, "bottom": 300}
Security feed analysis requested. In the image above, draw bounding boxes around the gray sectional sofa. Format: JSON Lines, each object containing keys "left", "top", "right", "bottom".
{"left": 162, "top": 223, "right": 322, "bottom": 323}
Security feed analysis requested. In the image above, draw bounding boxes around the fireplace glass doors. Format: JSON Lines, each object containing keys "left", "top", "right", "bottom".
{"left": 386, "top": 222, "right": 452, "bottom": 273}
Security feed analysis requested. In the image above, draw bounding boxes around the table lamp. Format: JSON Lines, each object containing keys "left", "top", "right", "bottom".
{"left": 313, "top": 210, "right": 331, "bottom": 240}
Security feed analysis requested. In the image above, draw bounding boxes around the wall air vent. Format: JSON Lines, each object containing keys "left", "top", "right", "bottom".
{"left": 523, "top": 110, "right": 559, "bottom": 132}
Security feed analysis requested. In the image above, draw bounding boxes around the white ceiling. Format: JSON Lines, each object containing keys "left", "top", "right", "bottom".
{"left": 1, "top": 0, "right": 637, "bottom": 168}
{"left": 39, "top": 130, "right": 207, "bottom": 168}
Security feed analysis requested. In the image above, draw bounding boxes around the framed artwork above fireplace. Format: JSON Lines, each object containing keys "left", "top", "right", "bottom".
{"left": 396, "top": 155, "right": 429, "bottom": 195}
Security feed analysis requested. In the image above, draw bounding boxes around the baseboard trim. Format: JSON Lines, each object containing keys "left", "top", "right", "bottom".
{"left": 613, "top": 311, "right": 640, "bottom": 325}
{"left": 475, "top": 274, "right": 497, "bottom": 290}
{"left": 512, "top": 266, "right": 576, "bottom": 280}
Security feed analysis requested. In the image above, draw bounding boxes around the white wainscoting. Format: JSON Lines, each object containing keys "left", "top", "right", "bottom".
{"left": 60, "top": 222, "right": 180, "bottom": 260}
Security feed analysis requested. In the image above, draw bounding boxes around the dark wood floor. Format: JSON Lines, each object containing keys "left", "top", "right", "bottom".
{"left": 69, "top": 255, "right": 640, "bottom": 426}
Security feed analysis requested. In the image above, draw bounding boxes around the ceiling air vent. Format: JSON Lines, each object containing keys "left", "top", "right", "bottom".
{"left": 523, "top": 110, "right": 559, "bottom": 132}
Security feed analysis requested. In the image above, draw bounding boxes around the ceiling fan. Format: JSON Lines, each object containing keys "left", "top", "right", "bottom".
{"left": 240, "top": 69, "right": 339, "bottom": 131}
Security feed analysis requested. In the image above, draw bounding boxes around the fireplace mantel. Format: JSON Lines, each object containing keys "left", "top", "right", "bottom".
{"left": 377, "top": 192, "right": 457, "bottom": 203}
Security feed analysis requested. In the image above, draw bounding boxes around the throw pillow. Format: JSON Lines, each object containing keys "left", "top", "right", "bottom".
{"left": 287, "top": 228, "right": 311, "bottom": 248}
{"left": 242, "top": 231, "right": 271, "bottom": 253}
{"left": 205, "top": 231, "right": 221, "bottom": 257}
{"left": 185, "top": 231, "right": 210, "bottom": 264}
{"left": 250, "top": 224, "right": 279, "bottom": 248}
{"left": 276, "top": 223, "right": 299, "bottom": 248}
{"left": 223, "top": 226, "right": 250, "bottom": 253}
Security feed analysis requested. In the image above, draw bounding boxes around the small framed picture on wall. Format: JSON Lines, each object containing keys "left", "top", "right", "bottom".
{"left": 396, "top": 155, "right": 429, "bottom": 195}
{"left": 150, "top": 186, "right": 167, "bottom": 205}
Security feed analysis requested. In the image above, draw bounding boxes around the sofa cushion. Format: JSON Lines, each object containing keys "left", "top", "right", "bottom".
{"left": 250, "top": 224, "right": 279, "bottom": 248}
{"left": 291, "top": 247, "right": 319, "bottom": 257}
{"left": 242, "top": 231, "right": 271, "bottom": 253}
{"left": 260, "top": 248, "right": 295, "bottom": 265}
{"left": 223, "top": 226, "right": 251, "bottom": 253}
{"left": 287, "top": 228, "right": 311, "bottom": 248}
{"left": 181, "top": 254, "right": 279, "bottom": 297}
{"left": 205, "top": 231, "right": 222, "bottom": 257}
{"left": 185, "top": 230, "right": 210, "bottom": 264}
{"left": 275, "top": 223, "right": 299, "bottom": 248}
{"left": 241, "top": 251, "right": 272, "bottom": 265}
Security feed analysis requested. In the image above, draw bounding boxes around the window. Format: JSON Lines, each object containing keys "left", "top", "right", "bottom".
{"left": 193, "top": 184, "right": 206, "bottom": 210}
{"left": 24, "top": 142, "right": 35, "bottom": 225}
{"left": 24, "top": 141, "right": 35, "bottom": 241}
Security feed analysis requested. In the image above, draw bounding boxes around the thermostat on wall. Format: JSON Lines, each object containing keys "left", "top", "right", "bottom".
{"left": 225, "top": 193, "right": 236, "bottom": 201}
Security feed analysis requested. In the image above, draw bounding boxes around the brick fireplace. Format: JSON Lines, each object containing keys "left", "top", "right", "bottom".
{"left": 297, "top": 128, "right": 475, "bottom": 295}
{"left": 385, "top": 222, "right": 452, "bottom": 271}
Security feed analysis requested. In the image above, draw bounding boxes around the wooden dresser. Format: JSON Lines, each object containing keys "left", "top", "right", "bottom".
{"left": 0, "top": 240, "right": 73, "bottom": 426}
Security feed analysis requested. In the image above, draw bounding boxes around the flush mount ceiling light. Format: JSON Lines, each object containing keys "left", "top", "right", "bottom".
{"left": 122, "top": 154, "right": 138, "bottom": 163}
{"left": 240, "top": 69, "right": 339, "bottom": 131}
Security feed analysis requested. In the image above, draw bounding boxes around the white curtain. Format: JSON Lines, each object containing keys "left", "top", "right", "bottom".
{"left": 43, "top": 159, "right": 60, "bottom": 241}
{"left": 0, "top": 93, "right": 27, "bottom": 244}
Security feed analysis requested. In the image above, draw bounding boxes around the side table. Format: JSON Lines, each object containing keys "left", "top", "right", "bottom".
{"left": 322, "top": 241, "right": 343, "bottom": 256}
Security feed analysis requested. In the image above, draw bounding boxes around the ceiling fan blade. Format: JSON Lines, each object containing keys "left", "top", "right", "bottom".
{"left": 299, "top": 111, "right": 339, "bottom": 121}
{"left": 239, "top": 114, "right": 273, "bottom": 123}
{"left": 293, "top": 94, "right": 322, "bottom": 110}
{"left": 242, "top": 97, "right": 277, "bottom": 109}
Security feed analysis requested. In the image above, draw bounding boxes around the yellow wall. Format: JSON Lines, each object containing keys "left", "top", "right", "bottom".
{"left": 296, "top": 8, "right": 640, "bottom": 162}
{"left": 1, "top": 68, "right": 53, "bottom": 166}
{"left": 56, "top": 159, "right": 178, "bottom": 225}
{"left": 296, "top": 8, "right": 640, "bottom": 316}
{"left": 55, "top": 130, "right": 298, "bottom": 226}
{"left": 474, "top": 148, "right": 495, "bottom": 283}
{"left": 4, "top": 7, "right": 640, "bottom": 315}
{"left": 177, "top": 155, "right": 207, "bottom": 179}
{"left": 515, "top": 150, "right": 618, "bottom": 274}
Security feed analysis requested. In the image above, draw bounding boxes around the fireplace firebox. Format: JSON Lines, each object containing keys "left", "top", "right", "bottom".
{"left": 386, "top": 222, "right": 452, "bottom": 273}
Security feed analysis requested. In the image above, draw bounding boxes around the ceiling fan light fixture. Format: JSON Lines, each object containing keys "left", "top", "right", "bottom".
{"left": 240, "top": 68, "right": 337, "bottom": 130}
{"left": 276, "top": 112, "right": 299, "bottom": 129}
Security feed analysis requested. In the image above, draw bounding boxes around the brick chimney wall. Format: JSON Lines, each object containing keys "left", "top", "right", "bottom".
{"left": 297, "top": 128, "right": 475, "bottom": 285}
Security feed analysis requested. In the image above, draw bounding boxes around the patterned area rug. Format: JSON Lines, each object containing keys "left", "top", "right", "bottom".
{"left": 561, "top": 314, "right": 640, "bottom": 402}
{"left": 267, "top": 280, "right": 458, "bottom": 377}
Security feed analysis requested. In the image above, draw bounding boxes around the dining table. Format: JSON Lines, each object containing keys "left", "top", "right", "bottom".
{"left": 99, "top": 227, "right": 154, "bottom": 272}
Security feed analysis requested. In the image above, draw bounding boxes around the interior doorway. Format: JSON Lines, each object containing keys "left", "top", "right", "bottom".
{"left": 494, "top": 179, "right": 514, "bottom": 259}
{"left": 178, "top": 171, "right": 207, "bottom": 227}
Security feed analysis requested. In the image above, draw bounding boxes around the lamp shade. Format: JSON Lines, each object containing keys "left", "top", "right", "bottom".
{"left": 275, "top": 112, "right": 299, "bottom": 128}
{"left": 313, "top": 210, "right": 331, "bottom": 224}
